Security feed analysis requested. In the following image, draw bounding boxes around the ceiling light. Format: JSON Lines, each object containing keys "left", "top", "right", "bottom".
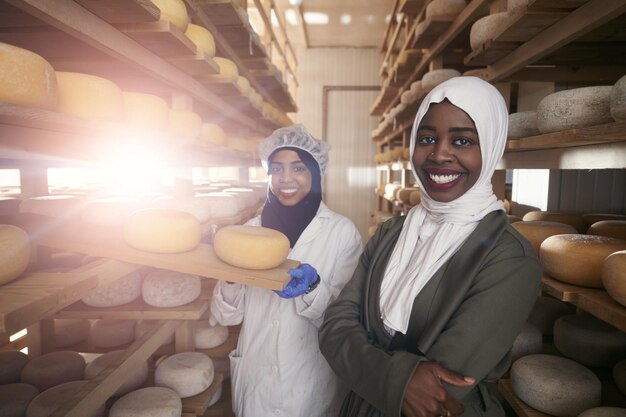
{"left": 303, "top": 11, "right": 329, "bottom": 25}
{"left": 288, "top": 0, "right": 302, "bottom": 5}
{"left": 340, "top": 13, "right": 352, "bottom": 25}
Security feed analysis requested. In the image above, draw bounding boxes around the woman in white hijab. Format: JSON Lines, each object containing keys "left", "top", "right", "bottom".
{"left": 319, "top": 77, "right": 542, "bottom": 417}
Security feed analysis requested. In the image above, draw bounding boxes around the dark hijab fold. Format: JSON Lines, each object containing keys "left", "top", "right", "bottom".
{"left": 261, "top": 147, "right": 322, "bottom": 248}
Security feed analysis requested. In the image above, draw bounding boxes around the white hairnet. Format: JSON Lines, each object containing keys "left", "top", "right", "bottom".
{"left": 258, "top": 124, "right": 331, "bottom": 175}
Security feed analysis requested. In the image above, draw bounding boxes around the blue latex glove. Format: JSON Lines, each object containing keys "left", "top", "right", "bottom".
{"left": 274, "top": 263, "right": 319, "bottom": 298}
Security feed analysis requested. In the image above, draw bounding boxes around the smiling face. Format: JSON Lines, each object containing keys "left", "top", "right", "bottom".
{"left": 412, "top": 100, "right": 482, "bottom": 203}
{"left": 268, "top": 149, "right": 313, "bottom": 206}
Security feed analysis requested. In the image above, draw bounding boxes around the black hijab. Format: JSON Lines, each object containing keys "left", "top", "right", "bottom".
{"left": 261, "top": 147, "right": 322, "bottom": 248}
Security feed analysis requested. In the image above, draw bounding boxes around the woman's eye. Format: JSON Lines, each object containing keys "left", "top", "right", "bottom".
{"left": 270, "top": 166, "right": 282, "bottom": 174}
{"left": 454, "top": 137, "right": 474, "bottom": 147}
{"left": 418, "top": 135, "right": 436, "bottom": 144}
{"left": 293, "top": 166, "right": 307, "bottom": 173}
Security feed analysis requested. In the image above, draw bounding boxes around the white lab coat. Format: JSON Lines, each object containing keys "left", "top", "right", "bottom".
{"left": 210, "top": 202, "right": 363, "bottom": 417}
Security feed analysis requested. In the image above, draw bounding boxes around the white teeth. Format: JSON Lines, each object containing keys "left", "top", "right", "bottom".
{"left": 429, "top": 173, "right": 461, "bottom": 184}
{"left": 281, "top": 189, "right": 297, "bottom": 194}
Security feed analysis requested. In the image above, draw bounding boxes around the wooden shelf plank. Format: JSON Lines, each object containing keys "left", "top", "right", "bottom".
{"left": 182, "top": 373, "right": 224, "bottom": 415}
{"left": 412, "top": 14, "right": 457, "bottom": 48}
{"left": 541, "top": 274, "right": 596, "bottom": 302}
{"left": 74, "top": 0, "right": 160, "bottom": 24}
{"left": 398, "top": 0, "right": 426, "bottom": 15}
{"left": 576, "top": 291, "right": 626, "bottom": 333}
{"left": 518, "top": 121, "right": 626, "bottom": 150}
{"left": 498, "top": 379, "right": 553, "bottom": 417}
{"left": 117, "top": 20, "right": 198, "bottom": 57}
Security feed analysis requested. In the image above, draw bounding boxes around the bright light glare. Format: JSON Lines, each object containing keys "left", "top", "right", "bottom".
{"left": 288, "top": 0, "right": 302, "bottom": 5}
{"left": 285, "top": 9, "right": 298, "bottom": 26}
{"left": 10, "top": 328, "right": 26, "bottom": 342}
{"left": 340, "top": 13, "right": 352, "bottom": 25}
{"left": 303, "top": 11, "right": 329, "bottom": 25}
{"left": 99, "top": 143, "right": 165, "bottom": 197}
{"left": 270, "top": 9, "right": 279, "bottom": 27}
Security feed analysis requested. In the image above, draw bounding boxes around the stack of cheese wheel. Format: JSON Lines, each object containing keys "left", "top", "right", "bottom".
{"left": 152, "top": 0, "right": 188, "bottom": 32}
{"left": 81, "top": 270, "right": 143, "bottom": 307}
{"left": 0, "top": 382, "right": 39, "bottom": 417}
{"left": 26, "top": 380, "right": 105, "bottom": 417}
{"left": 194, "top": 321, "right": 229, "bottom": 349}
{"left": 421, "top": 69, "right": 461, "bottom": 93}
{"left": 507, "top": 111, "right": 540, "bottom": 139}
{"left": 142, "top": 269, "right": 201, "bottom": 307}
{"left": 213, "top": 57, "right": 239, "bottom": 82}
{"left": 85, "top": 350, "right": 148, "bottom": 396}
{"left": 135, "top": 320, "right": 175, "bottom": 346}
{"left": 470, "top": 12, "right": 509, "bottom": 51}
{"left": 198, "top": 123, "right": 226, "bottom": 147}
{"left": 0, "top": 42, "right": 58, "bottom": 109}
{"left": 540, "top": 234, "right": 626, "bottom": 288}
{"left": 587, "top": 220, "right": 626, "bottom": 240}
{"left": 56, "top": 71, "right": 124, "bottom": 122}
{"left": 184, "top": 23, "right": 216, "bottom": 57}
{"left": 81, "top": 197, "right": 142, "bottom": 227}
{"left": 168, "top": 109, "right": 202, "bottom": 140}
{"left": 603, "top": 250, "right": 626, "bottom": 307}
{"left": 611, "top": 74, "right": 626, "bottom": 121}
{"left": 522, "top": 210, "right": 586, "bottom": 233}
{"left": 510, "top": 322, "right": 543, "bottom": 363}
{"left": 213, "top": 225, "right": 290, "bottom": 270}
{"left": 0, "top": 224, "right": 30, "bottom": 286}
{"left": 155, "top": 352, "right": 214, "bottom": 398}
{"left": 109, "top": 386, "right": 182, "bottom": 417}
{"left": 53, "top": 319, "right": 90, "bottom": 348}
{"left": 124, "top": 208, "right": 201, "bottom": 253}
{"left": 511, "top": 354, "right": 601, "bottom": 417}
{"left": 511, "top": 220, "right": 578, "bottom": 255}
{"left": 20, "top": 351, "right": 85, "bottom": 391}
{"left": 554, "top": 314, "right": 626, "bottom": 368}
{"left": 19, "top": 195, "right": 83, "bottom": 218}
{"left": 0, "top": 350, "right": 29, "bottom": 384}
{"left": 527, "top": 295, "right": 574, "bottom": 336}
{"left": 122, "top": 92, "right": 169, "bottom": 131}
{"left": 90, "top": 319, "right": 136, "bottom": 348}
{"left": 536, "top": 86, "right": 613, "bottom": 134}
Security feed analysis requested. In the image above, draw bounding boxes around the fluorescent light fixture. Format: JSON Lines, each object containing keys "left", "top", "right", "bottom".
{"left": 288, "top": 0, "right": 302, "bottom": 5}
{"left": 303, "top": 11, "right": 329, "bottom": 25}
{"left": 340, "top": 13, "right": 352, "bottom": 25}
{"left": 285, "top": 9, "right": 298, "bottom": 26}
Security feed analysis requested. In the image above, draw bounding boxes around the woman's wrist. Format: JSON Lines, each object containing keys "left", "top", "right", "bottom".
{"left": 305, "top": 274, "right": 320, "bottom": 294}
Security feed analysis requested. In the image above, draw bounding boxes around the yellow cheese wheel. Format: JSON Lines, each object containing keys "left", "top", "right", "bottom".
{"left": 587, "top": 220, "right": 626, "bottom": 240}
{"left": 168, "top": 109, "right": 202, "bottom": 139}
{"left": 512, "top": 220, "right": 578, "bottom": 255}
{"left": 522, "top": 211, "right": 587, "bottom": 233}
{"left": 236, "top": 76, "right": 251, "bottom": 95}
{"left": 122, "top": 91, "right": 169, "bottom": 131}
{"left": 213, "top": 225, "right": 290, "bottom": 270}
{"left": 213, "top": 57, "right": 239, "bottom": 82}
{"left": 185, "top": 23, "right": 216, "bottom": 57}
{"left": 540, "top": 234, "right": 626, "bottom": 288}
{"left": 198, "top": 123, "right": 226, "bottom": 146}
{"left": 56, "top": 71, "right": 123, "bottom": 122}
{"left": 0, "top": 225, "right": 30, "bottom": 285}
{"left": 602, "top": 250, "right": 626, "bottom": 307}
{"left": 397, "top": 188, "right": 420, "bottom": 204}
{"left": 124, "top": 208, "right": 201, "bottom": 253}
{"left": 0, "top": 42, "right": 58, "bottom": 109}
{"left": 409, "top": 190, "right": 421, "bottom": 206}
{"left": 152, "top": 0, "right": 188, "bottom": 32}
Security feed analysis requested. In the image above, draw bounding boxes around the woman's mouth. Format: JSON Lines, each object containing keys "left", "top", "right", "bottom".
{"left": 423, "top": 170, "right": 465, "bottom": 190}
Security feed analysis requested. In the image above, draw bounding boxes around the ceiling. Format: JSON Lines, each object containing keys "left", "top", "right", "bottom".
{"left": 272, "top": 0, "right": 396, "bottom": 49}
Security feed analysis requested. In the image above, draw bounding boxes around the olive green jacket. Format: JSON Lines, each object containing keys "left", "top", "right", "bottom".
{"left": 319, "top": 210, "right": 542, "bottom": 417}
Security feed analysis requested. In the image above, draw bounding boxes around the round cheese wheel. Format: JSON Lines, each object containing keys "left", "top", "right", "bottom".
{"left": 236, "top": 76, "right": 251, "bottom": 95}
{"left": 522, "top": 211, "right": 586, "bottom": 233}
{"left": 124, "top": 208, "right": 201, "bottom": 254}
{"left": 81, "top": 270, "right": 143, "bottom": 307}
{"left": 194, "top": 321, "right": 229, "bottom": 349}
{"left": 537, "top": 86, "right": 613, "bottom": 133}
{"left": 397, "top": 188, "right": 420, "bottom": 204}
{"left": 408, "top": 190, "right": 421, "bottom": 206}
{"left": 155, "top": 352, "right": 214, "bottom": 398}
{"left": 507, "top": 0, "right": 528, "bottom": 12}
{"left": 109, "top": 386, "right": 182, "bottom": 417}
{"left": 400, "top": 90, "right": 415, "bottom": 105}
{"left": 53, "top": 319, "right": 90, "bottom": 348}
{"left": 122, "top": 91, "right": 169, "bottom": 131}
{"left": 214, "top": 225, "right": 290, "bottom": 270}
{"left": 20, "top": 351, "right": 85, "bottom": 391}
{"left": 0, "top": 224, "right": 30, "bottom": 286}
{"left": 198, "top": 123, "right": 226, "bottom": 147}
{"left": 0, "top": 42, "right": 58, "bottom": 109}
{"left": 602, "top": 250, "right": 626, "bottom": 307}
{"left": 193, "top": 192, "right": 242, "bottom": 218}
{"left": 507, "top": 111, "right": 540, "bottom": 139}
{"left": 90, "top": 319, "right": 136, "bottom": 348}
{"left": 185, "top": 23, "right": 216, "bottom": 57}
{"left": 511, "top": 354, "right": 601, "bottom": 417}
{"left": 587, "top": 220, "right": 626, "bottom": 240}
{"left": 0, "top": 350, "right": 29, "bottom": 384}
{"left": 470, "top": 12, "right": 509, "bottom": 51}
{"left": 511, "top": 220, "right": 578, "bottom": 255}
{"left": 0, "top": 383, "right": 39, "bottom": 417}
{"left": 583, "top": 213, "right": 626, "bottom": 229}
{"left": 540, "top": 234, "right": 626, "bottom": 288}
{"left": 85, "top": 350, "right": 148, "bottom": 396}
{"left": 26, "top": 380, "right": 104, "bottom": 417}
{"left": 56, "top": 71, "right": 123, "bottom": 122}
{"left": 410, "top": 80, "right": 423, "bottom": 98}
{"left": 142, "top": 269, "right": 201, "bottom": 307}
{"left": 168, "top": 109, "right": 202, "bottom": 139}
{"left": 554, "top": 314, "right": 626, "bottom": 368}
{"left": 207, "top": 379, "right": 223, "bottom": 407}
{"left": 152, "top": 0, "right": 188, "bottom": 32}
{"left": 611, "top": 74, "right": 626, "bottom": 121}
{"left": 615, "top": 359, "right": 626, "bottom": 395}
{"left": 19, "top": 195, "right": 83, "bottom": 218}
{"left": 507, "top": 215, "right": 522, "bottom": 224}
{"left": 425, "top": 0, "right": 467, "bottom": 19}
{"left": 510, "top": 322, "right": 543, "bottom": 363}
{"left": 135, "top": 320, "right": 175, "bottom": 346}
{"left": 213, "top": 57, "right": 239, "bottom": 82}
{"left": 421, "top": 69, "right": 461, "bottom": 93}
{"left": 527, "top": 295, "right": 574, "bottom": 336}
{"left": 579, "top": 407, "right": 626, "bottom": 417}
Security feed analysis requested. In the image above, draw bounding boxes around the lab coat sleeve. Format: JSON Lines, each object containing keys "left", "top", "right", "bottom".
{"left": 210, "top": 280, "right": 246, "bottom": 326}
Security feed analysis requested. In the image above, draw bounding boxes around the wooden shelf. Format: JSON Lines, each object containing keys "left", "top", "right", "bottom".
{"left": 498, "top": 379, "right": 553, "bottom": 417}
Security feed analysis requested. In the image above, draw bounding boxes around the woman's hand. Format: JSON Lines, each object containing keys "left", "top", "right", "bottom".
{"left": 401, "top": 361, "right": 475, "bottom": 417}
{"left": 274, "top": 263, "right": 320, "bottom": 298}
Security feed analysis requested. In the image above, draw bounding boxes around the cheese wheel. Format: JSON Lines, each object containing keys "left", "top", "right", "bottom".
{"left": 402, "top": 147, "right": 411, "bottom": 160}
{"left": 152, "top": 0, "right": 188, "bottom": 32}
{"left": 194, "top": 321, "right": 229, "bottom": 349}
{"left": 0, "top": 383, "right": 39, "bottom": 417}
{"left": 19, "top": 195, "right": 83, "bottom": 218}
{"left": 168, "top": 109, "right": 202, "bottom": 139}
{"left": 192, "top": 192, "right": 242, "bottom": 218}
{"left": 583, "top": 213, "right": 626, "bottom": 228}
{"left": 0, "top": 42, "right": 58, "bottom": 109}
{"left": 135, "top": 320, "right": 175, "bottom": 346}
{"left": 90, "top": 319, "right": 136, "bottom": 348}
{"left": 81, "top": 270, "right": 143, "bottom": 307}
{"left": 199, "top": 123, "right": 226, "bottom": 146}
{"left": 554, "top": 314, "right": 626, "bottom": 368}
{"left": 507, "top": 215, "right": 522, "bottom": 224}
{"left": 185, "top": 23, "right": 216, "bottom": 57}
{"left": 615, "top": 359, "right": 626, "bottom": 395}
{"left": 0, "top": 224, "right": 30, "bottom": 285}
{"left": 213, "top": 225, "right": 290, "bottom": 270}
{"left": 425, "top": 0, "right": 467, "bottom": 19}
{"left": 142, "top": 269, "right": 201, "bottom": 307}
{"left": 53, "top": 319, "right": 90, "bottom": 348}
{"left": 20, "top": 351, "right": 85, "bottom": 392}
{"left": 154, "top": 193, "right": 246, "bottom": 223}
{"left": 236, "top": 76, "right": 251, "bottom": 94}
{"left": 0, "top": 350, "right": 29, "bottom": 384}
{"left": 155, "top": 352, "right": 214, "bottom": 398}
{"left": 81, "top": 197, "right": 142, "bottom": 227}
{"left": 400, "top": 90, "right": 415, "bottom": 105}
{"left": 602, "top": 250, "right": 626, "bottom": 307}
{"left": 109, "top": 387, "right": 182, "bottom": 417}
{"left": 213, "top": 57, "right": 239, "bottom": 82}
{"left": 587, "top": 220, "right": 626, "bottom": 240}
{"left": 124, "top": 208, "right": 201, "bottom": 253}
{"left": 611, "top": 74, "right": 626, "bottom": 121}
{"left": 510, "top": 322, "right": 543, "bottom": 363}
{"left": 409, "top": 190, "right": 422, "bottom": 206}
{"left": 511, "top": 220, "right": 578, "bottom": 255}
{"left": 410, "top": 80, "right": 423, "bottom": 98}
{"left": 579, "top": 408, "right": 626, "bottom": 417}
{"left": 396, "top": 188, "right": 420, "bottom": 204}
{"left": 540, "top": 234, "right": 626, "bottom": 288}
{"left": 511, "top": 354, "right": 601, "bottom": 417}
{"left": 421, "top": 69, "right": 461, "bottom": 93}
{"left": 85, "top": 350, "right": 148, "bottom": 396}
{"left": 207, "top": 380, "right": 223, "bottom": 407}
{"left": 122, "top": 91, "right": 169, "bottom": 131}
{"left": 469, "top": 12, "right": 509, "bottom": 51}
{"left": 507, "top": 111, "right": 540, "bottom": 139}
{"left": 26, "top": 380, "right": 104, "bottom": 417}
{"left": 56, "top": 71, "right": 123, "bottom": 122}
{"left": 507, "top": 0, "right": 528, "bottom": 12}
{"left": 522, "top": 211, "right": 586, "bottom": 233}
{"left": 528, "top": 295, "right": 574, "bottom": 336}
{"left": 537, "top": 86, "right": 613, "bottom": 133}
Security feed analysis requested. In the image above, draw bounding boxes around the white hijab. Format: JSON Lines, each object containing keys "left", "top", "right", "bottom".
{"left": 379, "top": 76, "right": 509, "bottom": 334}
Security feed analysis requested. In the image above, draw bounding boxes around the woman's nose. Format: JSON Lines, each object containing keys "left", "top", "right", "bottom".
{"left": 430, "top": 142, "right": 453, "bottom": 161}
